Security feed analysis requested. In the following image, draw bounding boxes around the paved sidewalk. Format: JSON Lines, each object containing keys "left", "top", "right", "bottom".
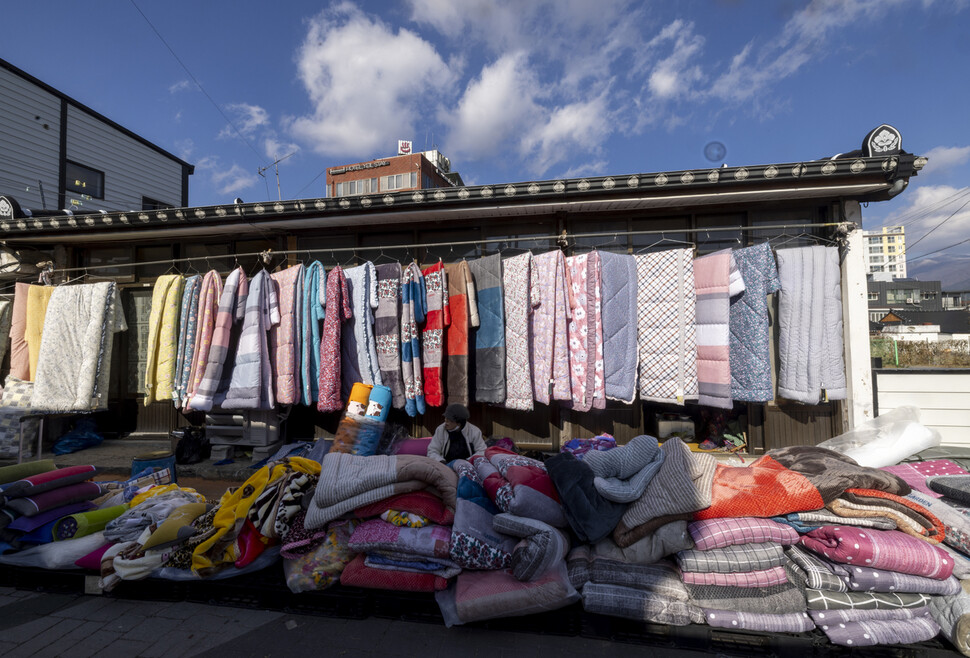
{"left": 0, "top": 587, "right": 706, "bottom": 658}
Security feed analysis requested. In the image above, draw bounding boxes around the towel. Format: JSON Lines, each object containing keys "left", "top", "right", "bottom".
{"left": 375, "top": 262, "right": 405, "bottom": 409}
{"left": 502, "top": 253, "right": 534, "bottom": 410}
{"left": 692, "top": 249, "right": 744, "bottom": 409}
{"left": 185, "top": 270, "right": 223, "bottom": 406}
{"left": 530, "top": 250, "right": 572, "bottom": 405}
{"left": 445, "top": 261, "right": 479, "bottom": 407}
{"left": 269, "top": 264, "right": 304, "bottom": 405}
{"left": 467, "top": 254, "right": 505, "bottom": 404}
{"left": 301, "top": 261, "right": 325, "bottom": 406}
{"left": 421, "top": 260, "right": 450, "bottom": 407}
{"left": 318, "top": 265, "right": 352, "bottom": 412}
{"left": 400, "top": 262, "right": 427, "bottom": 416}
{"left": 188, "top": 267, "right": 247, "bottom": 412}
{"left": 25, "top": 284, "right": 54, "bottom": 382}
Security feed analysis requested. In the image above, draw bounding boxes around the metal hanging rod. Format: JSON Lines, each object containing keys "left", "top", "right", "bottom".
{"left": 48, "top": 221, "right": 853, "bottom": 275}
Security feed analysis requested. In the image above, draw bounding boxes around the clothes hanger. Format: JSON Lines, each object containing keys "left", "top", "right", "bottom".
{"left": 635, "top": 232, "right": 695, "bottom": 254}
{"left": 769, "top": 230, "right": 840, "bottom": 249}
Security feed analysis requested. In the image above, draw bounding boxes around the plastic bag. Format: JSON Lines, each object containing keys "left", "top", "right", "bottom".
{"left": 817, "top": 406, "right": 942, "bottom": 468}
{"left": 52, "top": 418, "right": 103, "bottom": 455}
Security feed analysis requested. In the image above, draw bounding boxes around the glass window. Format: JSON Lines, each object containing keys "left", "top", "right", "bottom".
{"left": 83, "top": 246, "right": 133, "bottom": 281}
{"left": 922, "top": 291, "right": 937, "bottom": 300}
{"left": 868, "top": 292, "right": 879, "bottom": 301}
{"left": 136, "top": 245, "right": 173, "bottom": 279}
{"left": 142, "top": 197, "right": 173, "bottom": 210}
{"left": 65, "top": 161, "right": 105, "bottom": 199}
{"left": 184, "top": 243, "right": 232, "bottom": 273}
{"left": 695, "top": 213, "right": 744, "bottom": 254}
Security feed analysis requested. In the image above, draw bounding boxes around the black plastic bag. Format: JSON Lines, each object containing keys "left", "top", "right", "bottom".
{"left": 174, "top": 426, "right": 210, "bottom": 464}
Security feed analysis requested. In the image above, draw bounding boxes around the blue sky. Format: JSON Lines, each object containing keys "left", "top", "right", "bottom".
{"left": 4, "top": 0, "right": 970, "bottom": 277}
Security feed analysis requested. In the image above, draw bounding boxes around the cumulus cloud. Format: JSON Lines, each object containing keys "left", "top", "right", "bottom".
{"left": 196, "top": 157, "right": 258, "bottom": 196}
{"left": 263, "top": 136, "right": 300, "bottom": 162}
{"left": 645, "top": 20, "right": 705, "bottom": 100}
{"left": 168, "top": 79, "right": 191, "bottom": 94}
{"left": 561, "top": 160, "right": 609, "bottom": 179}
{"left": 289, "top": 3, "right": 455, "bottom": 158}
{"left": 920, "top": 145, "right": 970, "bottom": 175}
{"left": 520, "top": 94, "right": 613, "bottom": 176}
{"left": 219, "top": 103, "right": 270, "bottom": 139}
{"left": 442, "top": 53, "right": 542, "bottom": 161}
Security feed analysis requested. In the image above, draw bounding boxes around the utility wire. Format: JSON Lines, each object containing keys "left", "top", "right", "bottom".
{"left": 128, "top": 0, "right": 265, "bottom": 166}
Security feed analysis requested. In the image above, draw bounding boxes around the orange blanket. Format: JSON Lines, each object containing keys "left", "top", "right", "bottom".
{"left": 694, "top": 455, "right": 824, "bottom": 520}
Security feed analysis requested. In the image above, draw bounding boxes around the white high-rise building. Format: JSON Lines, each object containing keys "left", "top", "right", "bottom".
{"left": 863, "top": 226, "right": 907, "bottom": 280}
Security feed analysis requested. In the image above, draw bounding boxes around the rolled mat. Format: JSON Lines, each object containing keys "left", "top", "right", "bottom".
{"left": 54, "top": 504, "right": 129, "bottom": 541}
{"left": 0, "top": 459, "right": 56, "bottom": 486}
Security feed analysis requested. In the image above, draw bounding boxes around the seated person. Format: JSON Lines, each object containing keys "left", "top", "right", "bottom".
{"left": 428, "top": 403, "right": 487, "bottom": 463}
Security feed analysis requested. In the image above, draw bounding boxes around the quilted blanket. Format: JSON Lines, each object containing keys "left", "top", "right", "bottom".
{"left": 421, "top": 260, "right": 450, "bottom": 407}
{"left": 348, "top": 518, "right": 452, "bottom": 559}
{"left": 564, "top": 252, "right": 605, "bottom": 411}
{"left": 449, "top": 566, "right": 579, "bottom": 623}
{"left": 305, "top": 453, "right": 457, "bottom": 529}
{"left": 493, "top": 513, "right": 569, "bottom": 582}
{"left": 635, "top": 249, "right": 698, "bottom": 404}
{"left": 776, "top": 245, "right": 846, "bottom": 404}
{"left": 593, "top": 522, "right": 693, "bottom": 566}
{"left": 681, "top": 566, "right": 790, "bottom": 588}
{"left": 692, "top": 249, "right": 744, "bottom": 409}
{"left": 688, "top": 517, "right": 799, "bottom": 551}
{"left": 685, "top": 581, "right": 806, "bottom": 614}
{"left": 693, "top": 455, "right": 825, "bottom": 520}
{"left": 317, "top": 265, "right": 351, "bottom": 412}
{"left": 447, "top": 469, "right": 516, "bottom": 570}
{"left": 470, "top": 447, "right": 566, "bottom": 527}
{"left": 445, "top": 261, "right": 479, "bottom": 406}
{"left": 222, "top": 269, "right": 280, "bottom": 410}
{"left": 185, "top": 270, "right": 223, "bottom": 406}
{"left": 173, "top": 274, "right": 201, "bottom": 408}
{"left": 24, "top": 284, "right": 53, "bottom": 382}
{"left": 818, "top": 615, "right": 940, "bottom": 647}
{"left": 269, "top": 264, "right": 304, "bottom": 405}
{"left": 676, "top": 542, "right": 787, "bottom": 574}
{"left": 930, "top": 590, "right": 970, "bottom": 657}
{"left": 143, "top": 274, "right": 184, "bottom": 404}
{"left": 301, "top": 261, "right": 325, "bottom": 406}
{"left": 530, "top": 250, "right": 572, "bottom": 405}
{"left": 341, "top": 554, "right": 449, "bottom": 592}
{"left": 800, "top": 526, "right": 953, "bottom": 579}
{"left": 729, "top": 243, "right": 780, "bottom": 401}
{"left": 32, "top": 282, "right": 127, "bottom": 412}
{"left": 400, "top": 261, "right": 427, "bottom": 416}
{"left": 768, "top": 445, "right": 911, "bottom": 504}
{"left": 583, "top": 434, "right": 665, "bottom": 503}
{"left": 884, "top": 459, "right": 967, "bottom": 498}
{"left": 828, "top": 487, "right": 945, "bottom": 543}
{"left": 502, "top": 253, "right": 534, "bottom": 410}
{"left": 189, "top": 267, "right": 247, "bottom": 412}
{"left": 341, "top": 262, "right": 382, "bottom": 399}
{"left": 703, "top": 609, "right": 814, "bottom": 633}
{"left": 598, "top": 251, "right": 638, "bottom": 403}
{"left": 8, "top": 283, "right": 29, "bottom": 380}
{"left": 374, "top": 262, "right": 405, "bottom": 409}
{"left": 806, "top": 589, "right": 934, "bottom": 611}
{"left": 467, "top": 254, "right": 506, "bottom": 404}
{"left": 582, "top": 582, "right": 704, "bottom": 625}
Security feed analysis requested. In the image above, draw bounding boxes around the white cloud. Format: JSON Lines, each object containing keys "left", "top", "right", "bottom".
{"left": 263, "top": 137, "right": 300, "bottom": 162}
{"left": 443, "top": 53, "right": 542, "bottom": 161}
{"left": 645, "top": 20, "right": 705, "bottom": 100}
{"left": 174, "top": 138, "right": 194, "bottom": 161}
{"left": 920, "top": 145, "right": 970, "bottom": 175}
{"left": 211, "top": 163, "right": 258, "bottom": 196}
{"left": 219, "top": 103, "right": 270, "bottom": 139}
{"left": 520, "top": 94, "right": 612, "bottom": 176}
{"left": 289, "top": 3, "right": 455, "bottom": 158}
{"left": 168, "top": 79, "right": 191, "bottom": 94}
{"left": 874, "top": 185, "right": 970, "bottom": 259}
{"left": 561, "top": 160, "right": 609, "bottom": 179}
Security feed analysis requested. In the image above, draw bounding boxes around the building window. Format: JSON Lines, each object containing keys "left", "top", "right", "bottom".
{"left": 889, "top": 265, "right": 898, "bottom": 272}
{"left": 142, "top": 197, "right": 172, "bottom": 210}
{"left": 381, "top": 172, "right": 417, "bottom": 191}
{"left": 65, "top": 161, "right": 104, "bottom": 199}
{"left": 870, "top": 255, "right": 884, "bottom": 263}
{"left": 335, "top": 178, "right": 377, "bottom": 197}
{"left": 868, "top": 246, "right": 882, "bottom": 254}
{"left": 887, "top": 236, "right": 896, "bottom": 243}
{"left": 922, "top": 291, "right": 937, "bottom": 300}
{"left": 872, "top": 265, "right": 884, "bottom": 272}
{"left": 868, "top": 292, "right": 879, "bottom": 301}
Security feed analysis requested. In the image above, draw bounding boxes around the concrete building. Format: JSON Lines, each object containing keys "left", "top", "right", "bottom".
{"left": 867, "top": 278, "right": 943, "bottom": 322}
{"left": 863, "top": 225, "right": 906, "bottom": 279}
{"left": 326, "top": 147, "right": 461, "bottom": 199}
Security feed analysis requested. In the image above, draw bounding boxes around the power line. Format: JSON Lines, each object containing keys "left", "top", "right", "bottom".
{"left": 907, "top": 236, "right": 970, "bottom": 264}
{"left": 894, "top": 187, "right": 970, "bottom": 228}
{"left": 128, "top": 0, "right": 265, "bottom": 166}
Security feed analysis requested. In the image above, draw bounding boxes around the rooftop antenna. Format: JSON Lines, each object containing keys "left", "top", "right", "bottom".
{"left": 258, "top": 151, "right": 296, "bottom": 201}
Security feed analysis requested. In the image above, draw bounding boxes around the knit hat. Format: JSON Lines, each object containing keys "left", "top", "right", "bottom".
{"left": 444, "top": 403, "right": 470, "bottom": 422}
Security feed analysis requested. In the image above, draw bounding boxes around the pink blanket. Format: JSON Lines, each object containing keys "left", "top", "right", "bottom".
{"left": 565, "top": 253, "right": 605, "bottom": 411}
{"left": 531, "top": 251, "right": 572, "bottom": 405}
{"left": 800, "top": 526, "right": 954, "bottom": 580}
{"left": 692, "top": 249, "right": 744, "bottom": 409}
{"left": 269, "top": 264, "right": 304, "bottom": 405}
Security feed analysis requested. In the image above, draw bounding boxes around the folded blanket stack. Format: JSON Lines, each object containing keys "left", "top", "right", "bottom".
{"left": 793, "top": 525, "right": 955, "bottom": 646}
{"left": 676, "top": 517, "right": 806, "bottom": 621}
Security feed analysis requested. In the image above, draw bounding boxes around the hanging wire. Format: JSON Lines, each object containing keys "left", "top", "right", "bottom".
{"left": 43, "top": 221, "right": 850, "bottom": 276}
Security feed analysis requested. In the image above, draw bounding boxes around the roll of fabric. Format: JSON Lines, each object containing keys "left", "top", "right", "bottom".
{"left": 364, "top": 384, "right": 392, "bottom": 422}
{"left": 54, "top": 504, "right": 128, "bottom": 541}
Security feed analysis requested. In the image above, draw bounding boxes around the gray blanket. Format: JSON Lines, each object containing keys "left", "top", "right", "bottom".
{"left": 467, "top": 254, "right": 506, "bottom": 404}
{"left": 598, "top": 251, "right": 638, "bottom": 403}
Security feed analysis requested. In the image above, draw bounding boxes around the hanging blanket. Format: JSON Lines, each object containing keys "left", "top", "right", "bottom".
{"left": 269, "top": 264, "right": 304, "bottom": 405}
{"left": 317, "top": 265, "right": 351, "bottom": 412}
{"left": 776, "top": 245, "right": 846, "bottom": 404}
{"left": 31, "top": 282, "right": 127, "bottom": 412}
{"left": 374, "top": 262, "right": 405, "bottom": 409}
{"left": 730, "top": 243, "right": 780, "bottom": 401}
{"left": 24, "top": 284, "right": 54, "bottom": 382}
{"left": 768, "top": 445, "right": 911, "bottom": 504}
{"left": 186, "top": 270, "right": 223, "bottom": 406}
{"left": 635, "top": 249, "right": 697, "bottom": 404}
{"left": 8, "top": 283, "right": 30, "bottom": 380}
{"left": 467, "top": 254, "right": 505, "bottom": 404}
{"left": 800, "top": 526, "right": 953, "bottom": 579}
{"left": 301, "top": 261, "right": 325, "bottom": 406}
{"left": 692, "top": 249, "right": 744, "bottom": 409}
{"left": 530, "top": 250, "right": 571, "bottom": 405}
{"left": 470, "top": 447, "right": 566, "bottom": 527}
{"left": 304, "top": 453, "right": 458, "bottom": 529}
{"left": 704, "top": 609, "right": 814, "bottom": 633}
{"left": 400, "top": 262, "right": 427, "bottom": 416}
{"left": 189, "top": 267, "right": 247, "bottom": 412}
{"left": 828, "top": 487, "right": 945, "bottom": 543}
{"left": 694, "top": 455, "right": 824, "bottom": 520}
{"left": 0, "top": 301, "right": 12, "bottom": 380}
{"left": 223, "top": 269, "right": 280, "bottom": 410}
{"left": 173, "top": 275, "right": 201, "bottom": 408}
{"left": 615, "top": 438, "right": 717, "bottom": 547}
{"left": 143, "top": 274, "right": 184, "bottom": 404}
{"left": 445, "top": 261, "right": 479, "bottom": 407}
{"left": 598, "top": 251, "right": 638, "bottom": 403}
{"left": 564, "top": 253, "right": 605, "bottom": 411}
{"left": 422, "top": 260, "right": 449, "bottom": 407}
{"left": 341, "top": 262, "right": 382, "bottom": 398}
{"left": 502, "top": 253, "right": 534, "bottom": 410}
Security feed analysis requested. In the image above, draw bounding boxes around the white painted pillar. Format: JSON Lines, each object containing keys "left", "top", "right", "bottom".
{"left": 841, "top": 200, "right": 874, "bottom": 430}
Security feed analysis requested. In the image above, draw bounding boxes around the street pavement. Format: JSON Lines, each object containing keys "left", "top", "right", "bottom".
{"left": 0, "top": 587, "right": 711, "bottom": 658}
